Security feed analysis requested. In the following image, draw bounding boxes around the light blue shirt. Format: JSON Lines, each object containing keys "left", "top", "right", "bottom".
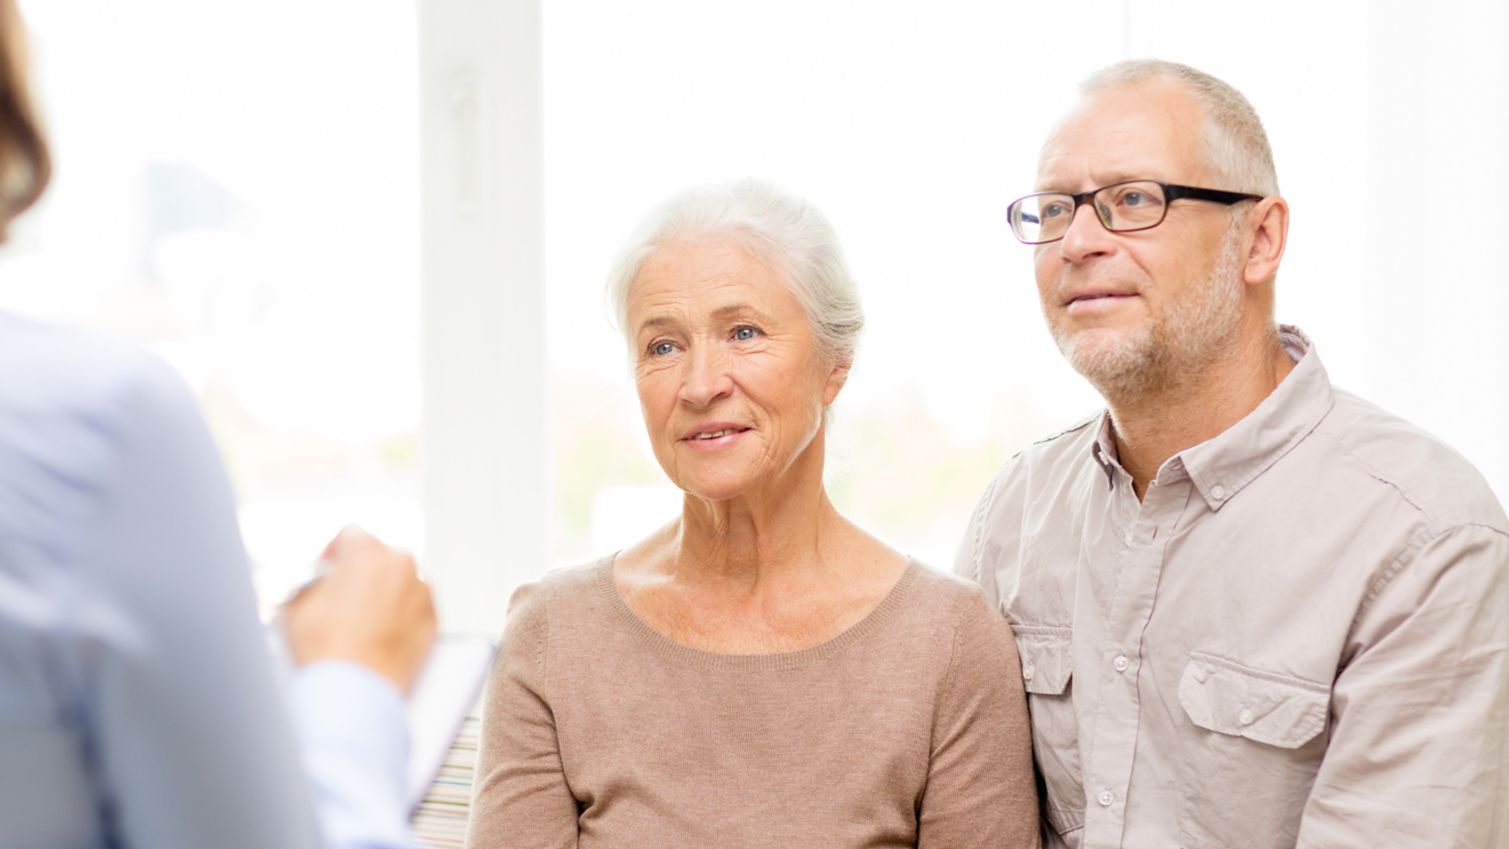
{"left": 0, "top": 313, "right": 412, "bottom": 849}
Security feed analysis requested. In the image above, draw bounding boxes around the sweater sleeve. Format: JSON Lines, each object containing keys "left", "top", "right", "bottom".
{"left": 466, "top": 581, "right": 579, "bottom": 849}
{"left": 917, "top": 589, "right": 1041, "bottom": 849}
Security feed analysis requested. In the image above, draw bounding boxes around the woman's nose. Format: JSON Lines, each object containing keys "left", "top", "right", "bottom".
{"left": 677, "top": 344, "right": 734, "bottom": 408}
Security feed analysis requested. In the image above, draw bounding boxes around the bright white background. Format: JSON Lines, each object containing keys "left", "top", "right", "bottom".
{"left": 4, "top": 0, "right": 1505, "bottom": 634}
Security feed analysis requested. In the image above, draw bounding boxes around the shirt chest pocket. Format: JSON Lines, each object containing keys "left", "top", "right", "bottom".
{"left": 1178, "top": 652, "right": 1329, "bottom": 748}
{"left": 1012, "top": 625, "right": 1085, "bottom": 839}
{"left": 1176, "top": 651, "right": 1331, "bottom": 849}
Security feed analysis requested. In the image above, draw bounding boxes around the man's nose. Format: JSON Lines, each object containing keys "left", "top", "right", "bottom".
{"left": 678, "top": 343, "right": 734, "bottom": 408}
{"left": 1057, "top": 201, "right": 1116, "bottom": 263}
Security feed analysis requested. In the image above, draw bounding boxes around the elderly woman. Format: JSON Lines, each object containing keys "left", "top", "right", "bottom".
{"left": 466, "top": 181, "right": 1038, "bottom": 849}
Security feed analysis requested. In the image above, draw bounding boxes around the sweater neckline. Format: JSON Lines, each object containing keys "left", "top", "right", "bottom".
{"left": 596, "top": 555, "right": 921, "bottom": 672}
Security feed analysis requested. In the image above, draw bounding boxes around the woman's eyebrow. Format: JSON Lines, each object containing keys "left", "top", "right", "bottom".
{"left": 636, "top": 303, "right": 773, "bottom": 335}
{"left": 711, "top": 303, "right": 773, "bottom": 322}
{"left": 635, "top": 314, "right": 678, "bottom": 335}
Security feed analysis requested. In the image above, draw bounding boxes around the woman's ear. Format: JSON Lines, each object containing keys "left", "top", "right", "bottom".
{"left": 822, "top": 360, "right": 851, "bottom": 407}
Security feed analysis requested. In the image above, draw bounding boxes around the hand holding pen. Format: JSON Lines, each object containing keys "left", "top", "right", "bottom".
{"left": 280, "top": 526, "right": 438, "bottom": 695}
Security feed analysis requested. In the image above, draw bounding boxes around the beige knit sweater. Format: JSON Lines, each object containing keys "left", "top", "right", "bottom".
{"left": 465, "top": 557, "right": 1040, "bottom": 849}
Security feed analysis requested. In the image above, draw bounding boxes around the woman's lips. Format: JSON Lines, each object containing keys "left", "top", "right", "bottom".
{"left": 680, "top": 425, "right": 751, "bottom": 450}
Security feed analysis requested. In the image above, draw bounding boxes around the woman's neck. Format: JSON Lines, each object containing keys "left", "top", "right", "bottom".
{"left": 670, "top": 447, "right": 841, "bottom": 591}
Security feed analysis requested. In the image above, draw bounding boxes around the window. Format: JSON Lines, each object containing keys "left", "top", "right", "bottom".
{"left": 6, "top": 0, "right": 422, "bottom": 611}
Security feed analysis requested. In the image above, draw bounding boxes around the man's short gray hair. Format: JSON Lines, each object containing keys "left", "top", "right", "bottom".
{"left": 1081, "top": 59, "right": 1280, "bottom": 196}
{"left": 606, "top": 179, "right": 864, "bottom": 365}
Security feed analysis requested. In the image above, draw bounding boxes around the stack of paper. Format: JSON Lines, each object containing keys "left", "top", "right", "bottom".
{"left": 411, "top": 711, "right": 482, "bottom": 849}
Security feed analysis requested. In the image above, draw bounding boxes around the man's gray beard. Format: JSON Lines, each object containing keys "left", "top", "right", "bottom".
{"left": 1053, "top": 226, "right": 1245, "bottom": 398}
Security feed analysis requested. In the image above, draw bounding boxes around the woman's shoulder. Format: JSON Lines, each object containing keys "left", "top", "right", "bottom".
{"left": 493, "top": 556, "right": 618, "bottom": 687}
{"left": 903, "top": 560, "right": 1001, "bottom": 624}
{"left": 0, "top": 313, "right": 185, "bottom": 418}
{"left": 0, "top": 315, "right": 204, "bottom": 473}
{"left": 500, "top": 556, "right": 615, "bottom": 637}
{"left": 846, "top": 560, "right": 1019, "bottom": 697}
{"left": 513, "top": 555, "right": 612, "bottom": 604}
{"left": 903, "top": 561, "right": 1021, "bottom": 678}
{"left": 887, "top": 560, "right": 1016, "bottom": 661}
{"left": 0, "top": 314, "right": 210, "bottom": 541}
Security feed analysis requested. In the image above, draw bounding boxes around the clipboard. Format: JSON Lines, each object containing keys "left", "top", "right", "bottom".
{"left": 403, "top": 635, "right": 496, "bottom": 812}
{"left": 265, "top": 622, "right": 497, "bottom": 815}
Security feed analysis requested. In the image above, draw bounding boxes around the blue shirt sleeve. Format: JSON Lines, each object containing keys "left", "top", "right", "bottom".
{"left": 288, "top": 662, "right": 414, "bottom": 849}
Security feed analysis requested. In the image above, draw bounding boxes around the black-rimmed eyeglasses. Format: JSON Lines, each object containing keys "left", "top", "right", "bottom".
{"left": 1008, "top": 180, "right": 1263, "bottom": 245}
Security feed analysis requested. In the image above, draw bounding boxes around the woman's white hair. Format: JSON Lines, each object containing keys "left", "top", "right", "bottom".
{"left": 606, "top": 179, "right": 864, "bottom": 366}
{"left": 1081, "top": 59, "right": 1280, "bottom": 197}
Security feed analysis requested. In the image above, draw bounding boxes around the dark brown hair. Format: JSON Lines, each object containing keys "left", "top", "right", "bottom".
{"left": 0, "top": 0, "right": 50, "bottom": 239}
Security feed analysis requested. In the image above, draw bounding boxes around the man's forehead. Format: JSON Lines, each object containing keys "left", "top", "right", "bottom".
{"left": 1034, "top": 81, "right": 1206, "bottom": 190}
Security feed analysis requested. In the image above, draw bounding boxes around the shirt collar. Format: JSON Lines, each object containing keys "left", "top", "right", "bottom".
{"left": 1180, "top": 325, "right": 1334, "bottom": 510}
{"left": 1086, "top": 326, "right": 1336, "bottom": 510}
{"left": 1090, "top": 412, "right": 1121, "bottom": 484}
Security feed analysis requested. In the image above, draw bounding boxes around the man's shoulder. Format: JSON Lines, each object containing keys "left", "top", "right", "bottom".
{"left": 991, "top": 411, "right": 1103, "bottom": 486}
{"left": 1313, "top": 389, "right": 1507, "bottom": 533}
{"left": 1027, "top": 411, "right": 1103, "bottom": 450}
{"left": 959, "top": 412, "right": 1103, "bottom": 558}
{"left": 1014, "top": 407, "right": 1098, "bottom": 461}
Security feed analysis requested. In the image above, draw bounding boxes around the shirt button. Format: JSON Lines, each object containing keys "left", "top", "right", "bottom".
{"left": 1113, "top": 654, "right": 1130, "bottom": 672}
{"left": 1238, "top": 707, "right": 1255, "bottom": 726}
{"left": 1123, "top": 529, "right": 1135, "bottom": 545}
{"left": 1211, "top": 484, "right": 1226, "bottom": 500}
{"left": 1022, "top": 662, "right": 1035, "bottom": 681}
{"left": 1098, "top": 790, "right": 1114, "bottom": 807}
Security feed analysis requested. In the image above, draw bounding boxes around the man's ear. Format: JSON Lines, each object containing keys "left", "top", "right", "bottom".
{"left": 1243, "top": 196, "right": 1289, "bottom": 286}
{"left": 822, "top": 360, "right": 851, "bottom": 407}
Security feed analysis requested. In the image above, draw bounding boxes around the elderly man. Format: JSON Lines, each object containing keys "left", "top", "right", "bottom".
{"left": 955, "top": 59, "right": 1509, "bottom": 848}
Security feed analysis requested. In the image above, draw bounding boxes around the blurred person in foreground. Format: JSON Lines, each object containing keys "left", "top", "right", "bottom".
{"left": 466, "top": 180, "right": 1038, "bottom": 849}
{"left": 0, "top": 3, "right": 437, "bottom": 847}
{"left": 956, "top": 58, "right": 1509, "bottom": 847}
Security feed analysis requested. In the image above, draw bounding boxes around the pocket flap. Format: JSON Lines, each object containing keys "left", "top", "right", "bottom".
{"left": 1010, "top": 625, "right": 1074, "bottom": 696}
{"left": 1179, "top": 652, "right": 1328, "bottom": 749}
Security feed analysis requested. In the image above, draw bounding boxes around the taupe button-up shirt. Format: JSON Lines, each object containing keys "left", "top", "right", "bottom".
{"left": 956, "top": 327, "right": 1509, "bottom": 848}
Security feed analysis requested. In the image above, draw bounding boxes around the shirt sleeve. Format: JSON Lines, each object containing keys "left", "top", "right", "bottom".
{"left": 1296, "top": 523, "right": 1509, "bottom": 847}
{"left": 917, "top": 590, "right": 1041, "bottom": 849}
{"left": 288, "top": 661, "right": 413, "bottom": 849}
{"left": 954, "top": 469, "right": 1004, "bottom": 603}
{"left": 61, "top": 356, "right": 412, "bottom": 849}
{"left": 953, "top": 495, "right": 984, "bottom": 585}
{"left": 466, "top": 582, "right": 579, "bottom": 849}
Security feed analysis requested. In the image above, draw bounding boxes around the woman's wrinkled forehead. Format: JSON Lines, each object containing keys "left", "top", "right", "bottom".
{"left": 624, "top": 236, "right": 796, "bottom": 331}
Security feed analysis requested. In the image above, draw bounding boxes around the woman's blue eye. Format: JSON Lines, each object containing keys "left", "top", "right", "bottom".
{"left": 650, "top": 341, "right": 676, "bottom": 356}
{"left": 733, "top": 326, "right": 760, "bottom": 341}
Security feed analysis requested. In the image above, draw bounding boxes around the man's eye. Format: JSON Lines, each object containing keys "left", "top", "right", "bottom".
{"left": 650, "top": 341, "right": 676, "bottom": 356}
{"left": 1114, "top": 188, "right": 1161, "bottom": 209}
{"left": 1041, "top": 201, "right": 1070, "bottom": 219}
{"left": 732, "top": 326, "right": 761, "bottom": 342}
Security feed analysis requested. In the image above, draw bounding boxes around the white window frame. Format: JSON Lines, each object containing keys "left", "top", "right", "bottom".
{"left": 419, "top": 0, "right": 547, "bottom": 638}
